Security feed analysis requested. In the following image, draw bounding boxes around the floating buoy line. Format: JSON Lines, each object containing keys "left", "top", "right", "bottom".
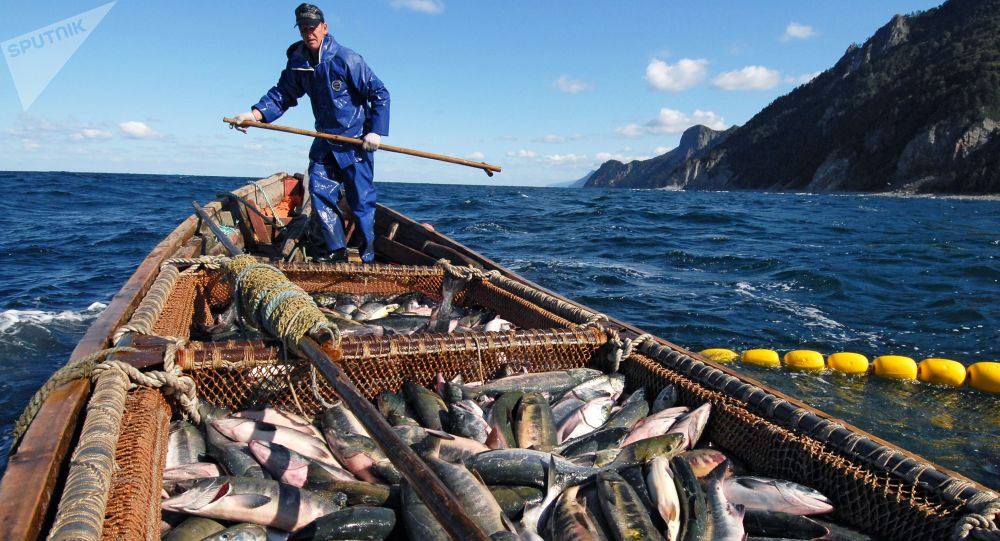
{"left": 698, "top": 348, "right": 1000, "bottom": 394}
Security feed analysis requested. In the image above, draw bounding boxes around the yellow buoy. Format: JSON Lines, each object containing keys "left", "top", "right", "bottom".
{"left": 742, "top": 349, "right": 780, "bottom": 368}
{"left": 827, "top": 352, "right": 869, "bottom": 375}
{"left": 917, "top": 358, "right": 966, "bottom": 387}
{"left": 783, "top": 350, "right": 825, "bottom": 370}
{"left": 873, "top": 355, "right": 917, "bottom": 380}
{"left": 967, "top": 362, "right": 1000, "bottom": 393}
{"left": 699, "top": 348, "right": 739, "bottom": 362}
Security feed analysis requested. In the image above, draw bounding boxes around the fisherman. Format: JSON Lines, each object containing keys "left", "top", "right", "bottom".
{"left": 230, "top": 3, "right": 390, "bottom": 263}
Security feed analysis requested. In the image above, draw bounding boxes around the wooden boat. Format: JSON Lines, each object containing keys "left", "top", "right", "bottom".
{"left": 1, "top": 172, "right": 996, "bottom": 541}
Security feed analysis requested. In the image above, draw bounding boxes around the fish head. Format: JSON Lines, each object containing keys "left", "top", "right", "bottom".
{"left": 628, "top": 433, "right": 686, "bottom": 463}
{"left": 211, "top": 418, "right": 255, "bottom": 442}
{"left": 680, "top": 448, "right": 728, "bottom": 477}
{"left": 607, "top": 374, "right": 626, "bottom": 399}
{"left": 161, "top": 477, "right": 230, "bottom": 513}
{"left": 580, "top": 397, "right": 616, "bottom": 427}
{"left": 652, "top": 385, "right": 679, "bottom": 412}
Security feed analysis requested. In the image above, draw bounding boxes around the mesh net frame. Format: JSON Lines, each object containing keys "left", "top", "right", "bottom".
{"left": 151, "top": 266, "right": 575, "bottom": 340}
{"left": 618, "top": 351, "right": 966, "bottom": 541}
{"left": 185, "top": 327, "right": 607, "bottom": 415}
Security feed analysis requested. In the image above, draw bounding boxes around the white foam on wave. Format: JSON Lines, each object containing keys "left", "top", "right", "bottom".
{"left": 0, "top": 302, "right": 107, "bottom": 333}
{"left": 734, "top": 282, "right": 842, "bottom": 330}
{"left": 734, "top": 281, "right": 885, "bottom": 345}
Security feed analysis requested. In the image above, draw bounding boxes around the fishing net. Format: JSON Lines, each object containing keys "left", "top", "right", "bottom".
{"left": 182, "top": 327, "right": 607, "bottom": 415}
{"left": 619, "top": 351, "right": 965, "bottom": 540}
{"left": 102, "top": 387, "right": 171, "bottom": 541}
{"left": 149, "top": 264, "right": 576, "bottom": 338}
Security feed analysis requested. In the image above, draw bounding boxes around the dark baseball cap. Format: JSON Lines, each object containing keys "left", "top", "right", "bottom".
{"left": 295, "top": 3, "right": 325, "bottom": 27}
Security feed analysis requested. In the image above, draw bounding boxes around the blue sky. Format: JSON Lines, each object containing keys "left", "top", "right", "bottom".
{"left": 0, "top": 0, "right": 942, "bottom": 186}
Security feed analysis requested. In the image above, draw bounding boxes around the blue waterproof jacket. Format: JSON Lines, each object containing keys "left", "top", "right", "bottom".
{"left": 253, "top": 35, "right": 390, "bottom": 169}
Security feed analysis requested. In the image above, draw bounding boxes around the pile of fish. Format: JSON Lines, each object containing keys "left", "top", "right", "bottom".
{"left": 161, "top": 367, "right": 874, "bottom": 540}
{"left": 200, "top": 283, "right": 513, "bottom": 341}
{"left": 311, "top": 290, "right": 514, "bottom": 338}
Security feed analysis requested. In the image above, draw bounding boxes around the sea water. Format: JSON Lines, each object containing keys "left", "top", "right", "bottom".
{"left": 1, "top": 171, "right": 997, "bottom": 488}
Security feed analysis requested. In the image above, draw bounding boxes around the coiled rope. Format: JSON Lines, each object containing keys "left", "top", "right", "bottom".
{"left": 955, "top": 499, "right": 1000, "bottom": 540}
{"left": 223, "top": 254, "right": 339, "bottom": 352}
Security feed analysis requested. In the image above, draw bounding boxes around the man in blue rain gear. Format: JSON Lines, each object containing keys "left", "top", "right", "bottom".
{"left": 230, "top": 3, "right": 389, "bottom": 263}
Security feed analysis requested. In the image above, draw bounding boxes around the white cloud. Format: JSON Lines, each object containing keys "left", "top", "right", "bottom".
{"left": 617, "top": 108, "right": 728, "bottom": 138}
{"left": 536, "top": 133, "right": 584, "bottom": 144}
{"left": 506, "top": 149, "right": 537, "bottom": 158}
{"left": 390, "top": 0, "right": 444, "bottom": 14}
{"left": 785, "top": 71, "right": 822, "bottom": 85}
{"left": 594, "top": 151, "right": 650, "bottom": 163}
{"left": 119, "top": 121, "right": 161, "bottom": 139}
{"left": 553, "top": 75, "right": 593, "bottom": 94}
{"left": 468, "top": 151, "right": 485, "bottom": 160}
{"left": 545, "top": 153, "right": 588, "bottom": 165}
{"left": 645, "top": 58, "right": 708, "bottom": 91}
{"left": 69, "top": 128, "right": 113, "bottom": 141}
{"left": 654, "top": 146, "right": 673, "bottom": 155}
{"left": 616, "top": 124, "right": 646, "bottom": 138}
{"left": 712, "top": 66, "right": 781, "bottom": 90}
{"left": 782, "top": 22, "right": 817, "bottom": 41}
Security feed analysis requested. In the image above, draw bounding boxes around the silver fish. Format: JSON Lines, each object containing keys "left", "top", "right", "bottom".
{"left": 463, "top": 368, "right": 604, "bottom": 399}
{"left": 200, "top": 523, "right": 269, "bottom": 541}
{"left": 646, "top": 456, "right": 682, "bottom": 541}
{"left": 723, "top": 475, "right": 833, "bottom": 516}
{"left": 248, "top": 440, "right": 357, "bottom": 488}
{"left": 167, "top": 420, "right": 206, "bottom": 469}
{"left": 212, "top": 418, "right": 340, "bottom": 468}
{"left": 706, "top": 461, "right": 746, "bottom": 540}
{"left": 161, "top": 476, "right": 343, "bottom": 532}
{"left": 234, "top": 406, "right": 322, "bottom": 439}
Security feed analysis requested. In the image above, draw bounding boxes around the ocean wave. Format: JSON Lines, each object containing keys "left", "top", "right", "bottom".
{"left": 0, "top": 302, "right": 106, "bottom": 334}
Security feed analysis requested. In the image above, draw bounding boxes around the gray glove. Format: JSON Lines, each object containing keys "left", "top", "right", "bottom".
{"left": 229, "top": 111, "right": 259, "bottom": 133}
{"left": 362, "top": 132, "right": 381, "bottom": 151}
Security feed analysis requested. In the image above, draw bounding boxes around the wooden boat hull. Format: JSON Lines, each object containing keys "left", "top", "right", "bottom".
{"left": 0, "top": 172, "right": 995, "bottom": 540}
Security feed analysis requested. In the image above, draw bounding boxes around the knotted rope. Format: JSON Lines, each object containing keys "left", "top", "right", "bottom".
{"left": 223, "top": 254, "right": 339, "bottom": 352}
{"left": 604, "top": 328, "right": 655, "bottom": 372}
{"left": 161, "top": 254, "right": 230, "bottom": 271}
{"left": 955, "top": 499, "right": 1000, "bottom": 540}
{"left": 45, "top": 334, "right": 201, "bottom": 541}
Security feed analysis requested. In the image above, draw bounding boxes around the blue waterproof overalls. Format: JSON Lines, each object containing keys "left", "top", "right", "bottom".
{"left": 253, "top": 35, "right": 390, "bottom": 262}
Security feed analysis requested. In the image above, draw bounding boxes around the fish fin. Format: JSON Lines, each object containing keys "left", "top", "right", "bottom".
{"left": 226, "top": 493, "right": 273, "bottom": 509}
{"left": 500, "top": 511, "right": 519, "bottom": 534}
{"left": 423, "top": 428, "right": 456, "bottom": 440}
{"left": 182, "top": 480, "right": 230, "bottom": 511}
{"left": 485, "top": 425, "right": 507, "bottom": 449}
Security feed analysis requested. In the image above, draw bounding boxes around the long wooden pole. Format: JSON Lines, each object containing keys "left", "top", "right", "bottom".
{"left": 297, "top": 336, "right": 492, "bottom": 541}
{"left": 223, "top": 117, "right": 501, "bottom": 177}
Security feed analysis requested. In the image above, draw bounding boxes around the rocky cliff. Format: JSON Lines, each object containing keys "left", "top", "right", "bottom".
{"left": 587, "top": 0, "right": 1000, "bottom": 194}
{"left": 585, "top": 125, "right": 734, "bottom": 188}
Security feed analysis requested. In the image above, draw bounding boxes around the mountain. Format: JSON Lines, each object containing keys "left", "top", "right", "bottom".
{"left": 584, "top": 125, "right": 734, "bottom": 188}
{"left": 587, "top": 0, "right": 1000, "bottom": 194}
{"left": 549, "top": 170, "right": 596, "bottom": 188}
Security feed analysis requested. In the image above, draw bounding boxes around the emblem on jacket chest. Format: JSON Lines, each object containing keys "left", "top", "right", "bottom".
{"left": 331, "top": 79, "right": 343, "bottom": 92}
